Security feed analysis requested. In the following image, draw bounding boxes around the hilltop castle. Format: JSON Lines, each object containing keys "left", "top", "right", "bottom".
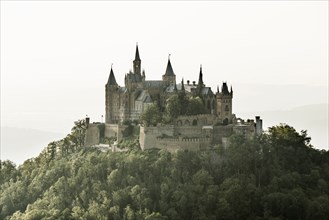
{"left": 105, "top": 45, "right": 233, "bottom": 125}
{"left": 85, "top": 45, "right": 262, "bottom": 151}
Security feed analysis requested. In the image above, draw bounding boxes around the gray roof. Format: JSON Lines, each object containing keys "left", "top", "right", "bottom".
{"left": 201, "top": 87, "right": 214, "bottom": 96}
{"left": 164, "top": 59, "right": 175, "bottom": 76}
{"left": 135, "top": 45, "right": 141, "bottom": 61}
{"left": 136, "top": 90, "right": 153, "bottom": 103}
{"left": 107, "top": 68, "right": 118, "bottom": 86}
{"left": 177, "top": 83, "right": 197, "bottom": 93}
{"left": 144, "top": 80, "right": 165, "bottom": 88}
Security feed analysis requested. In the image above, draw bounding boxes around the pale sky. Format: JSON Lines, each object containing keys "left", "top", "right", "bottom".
{"left": 1, "top": 1, "right": 328, "bottom": 150}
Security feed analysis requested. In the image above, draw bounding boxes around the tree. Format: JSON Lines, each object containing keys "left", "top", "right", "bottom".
{"left": 165, "top": 95, "right": 181, "bottom": 121}
{"left": 140, "top": 104, "right": 162, "bottom": 126}
{"left": 186, "top": 97, "right": 206, "bottom": 115}
{"left": 70, "top": 119, "right": 87, "bottom": 148}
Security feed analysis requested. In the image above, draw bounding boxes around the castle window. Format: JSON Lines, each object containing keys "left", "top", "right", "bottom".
{"left": 225, "top": 105, "right": 229, "bottom": 111}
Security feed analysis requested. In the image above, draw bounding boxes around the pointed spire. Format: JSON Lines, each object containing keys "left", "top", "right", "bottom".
{"left": 217, "top": 85, "right": 219, "bottom": 93}
{"left": 107, "top": 64, "right": 117, "bottom": 86}
{"left": 181, "top": 78, "right": 185, "bottom": 91}
{"left": 135, "top": 43, "right": 140, "bottom": 61}
{"left": 164, "top": 55, "right": 175, "bottom": 76}
{"left": 198, "top": 64, "right": 204, "bottom": 87}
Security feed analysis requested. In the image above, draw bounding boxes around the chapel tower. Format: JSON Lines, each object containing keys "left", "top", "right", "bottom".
{"left": 133, "top": 44, "right": 141, "bottom": 75}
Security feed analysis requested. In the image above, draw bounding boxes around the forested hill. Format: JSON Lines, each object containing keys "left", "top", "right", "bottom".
{"left": 1, "top": 122, "right": 329, "bottom": 219}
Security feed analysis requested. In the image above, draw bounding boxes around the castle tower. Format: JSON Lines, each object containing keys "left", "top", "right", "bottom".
{"left": 105, "top": 66, "right": 119, "bottom": 124}
{"left": 198, "top": 65, "right": 204, "bottom": 88}
{"left": 133, "top": 44, "right": 141, "bottom": 75}
{"left": 216, "top": 82, "right": 233, "bottom": 125}
{"left": 162, "top": 55, "right": 176, "bottom": 85}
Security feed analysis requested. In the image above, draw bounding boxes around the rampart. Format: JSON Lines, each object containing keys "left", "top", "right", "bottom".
{"left": 85, "top": 123, "right": 101, "bottom": 147}
{"left": 139, "top": 125, "right": 211, "bottom": 151}
{"left": 175, "top": 114, "right": 218, "bottom": 126}
{"left": 85, "top": 123, "right": 127, "bottom": 147}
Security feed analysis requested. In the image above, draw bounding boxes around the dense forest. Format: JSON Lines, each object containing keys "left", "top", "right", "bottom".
{"left": 1, "top": 120, "right": 329, "bottom": 220}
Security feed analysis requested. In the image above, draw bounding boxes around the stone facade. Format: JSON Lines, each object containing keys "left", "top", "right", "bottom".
{"left": 85, "top": 45, "right": 263, "bottom": 150}
{"left": 105, "top": 45, "right": 233, "bottom": 125}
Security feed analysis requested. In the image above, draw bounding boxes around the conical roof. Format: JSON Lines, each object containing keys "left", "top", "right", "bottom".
{"left": 198, "top": 64, "right": 203, "bottom": 86}
{"left": 164, "top": 58, "right": 175, "bottom": 76}
{"left": 107, "top": 67, "right": 118, "bottom": 86}
{"left": 135, "top": 44, "right": 141, "bottom": 61}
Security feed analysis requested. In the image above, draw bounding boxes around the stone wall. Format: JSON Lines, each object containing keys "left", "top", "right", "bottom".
{"left": 139, "top": 125, "right": 211, "bottom": 151}
{"left": 85, "top": 123, "right": 128, "bottom": 146}
{"left": 85, "top": 124, "right": 100, "bottom": 147}
{"left": 175, "top": 114, "right": 218, "bottom": 126}
{"left": 104, "top": 124, "right": 127, "bottom": 142}
{"left": 212, "top": 125, "right": 234, "bottom": 144}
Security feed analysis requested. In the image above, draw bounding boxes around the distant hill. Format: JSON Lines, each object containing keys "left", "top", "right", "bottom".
{"left": 236, "top": 103, "right": 328, "bottom": 150}
{"left": 0, "top": 127, "right": 65, "bottom": 165}
{"left": 1, "top": 124, "right": 328, "bottom": 219}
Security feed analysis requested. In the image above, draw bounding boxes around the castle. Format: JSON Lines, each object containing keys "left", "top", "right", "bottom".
{"left": 105, "top": 44, "right": 233, "bottom": 125}
{"left": 85, "top": 45, "right": 263, "bottom": 151}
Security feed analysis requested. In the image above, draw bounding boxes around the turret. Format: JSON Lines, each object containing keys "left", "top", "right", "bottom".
{"left": 133, "top": 43, "right": 141, "bottom": 75}
{"left": 162, "top": 54, "right": 176, "bottom": 85}
{"left": 106, "top": 66, "right": 118, "bottom": 87}
{"left": 105, "top": 66, "right": 119, "bottom": 124}
{"left": 198, "top": 64, "right": 204, "bottom": 88}
{"left": 216, "top": 82, "right": 233, "bottom": 125}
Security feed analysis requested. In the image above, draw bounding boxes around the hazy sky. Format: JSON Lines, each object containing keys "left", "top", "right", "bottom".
{"left": 1, "top": 1, "right": 328, "bottom": 146}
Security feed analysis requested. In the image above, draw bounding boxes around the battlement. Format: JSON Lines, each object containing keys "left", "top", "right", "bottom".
{"left": 156, "top": 136, "right": 211, "bottom": 142}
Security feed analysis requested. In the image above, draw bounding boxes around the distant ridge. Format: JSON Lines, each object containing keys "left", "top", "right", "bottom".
{"left": 1, "top": 127, "right": 65, "bottom": 165}
{"left": 236, "top": 103, "right": 328, "bottom": 150}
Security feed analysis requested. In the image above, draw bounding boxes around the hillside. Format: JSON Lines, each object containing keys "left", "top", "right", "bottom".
{"left": 1, "top": 122, "right": 329, "bottom": 219}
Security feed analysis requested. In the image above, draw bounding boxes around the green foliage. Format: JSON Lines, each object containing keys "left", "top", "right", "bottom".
{"left": 186, "top": 96, "right": 207, "bottom": 115}
{"left": 165, "top": 94, "right": 181, "bottom": 121}
{"left": 0, "top": 124, "right": 328, "bottom": 219}
{"left": 140, "top": 104, "right": 162, "bottom": 126}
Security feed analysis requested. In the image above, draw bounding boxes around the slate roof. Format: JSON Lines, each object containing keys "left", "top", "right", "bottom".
{"left": 136, "top": 90, "right": 153, "bottom": 103}
{"left": 107, "top": 68, "right": 118, "bottom": 86}
{"left": 164, "top": 59, "right": 175, "bottom": 76}
{"left": 144, "top": 80, "right": 165, "bottom": 88}
{"left": 177, "top": 83, "right": 197, "bottom": 93}
{"left": 200, "top": 87, "right": 214, "bottom": 96}
{"left": 135, "top": 45, "right": 141, "bottom": 61}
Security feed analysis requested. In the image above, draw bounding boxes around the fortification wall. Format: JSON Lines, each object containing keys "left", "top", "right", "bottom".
{"left": 85, "top": 124, "right": 100, "bottom": 147}
{"left": 176, "top": 126, "right": 203, "bottom": 138}
{"left": 156, "top": 137, "right": 211, "bottom": 151}
{"left": 104, "top": 124, "right": 127, "bottom": 141}
{"left": 212, "top": 125, "right": 234, "bottom": 144}
{"left": 176, "top": 114, "right": 218, "bottom": 126}
{"left": 233, "top": 124, "right": 255, "bottom": 139}
{"left": 139, "top": 125, "right": 175, "bottom": 150}
{"left": 139, "top": 125, "right": 211, "bottom": 151}
{"left": 104, "top": 124, "right": 118, "bottom": 138}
